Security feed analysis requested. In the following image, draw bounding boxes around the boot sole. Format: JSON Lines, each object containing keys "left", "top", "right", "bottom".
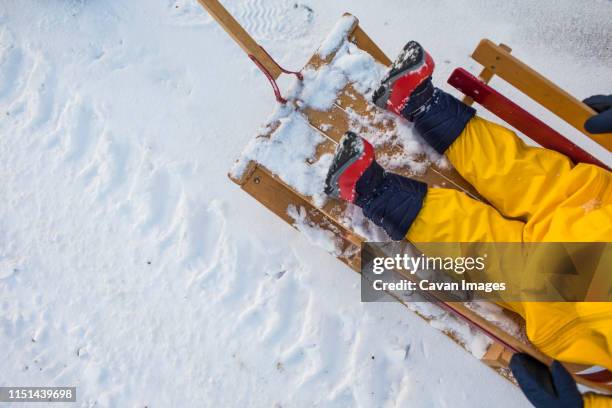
{"left": 373, "top": 41, "right": 426, "bottom": 109}
{"left": 324, "top": 132, "right": 365, "bottom": 198}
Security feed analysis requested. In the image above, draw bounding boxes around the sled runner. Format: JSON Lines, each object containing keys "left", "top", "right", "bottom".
{"left": 197, "top": 0, "right": 611, "bottom": 392}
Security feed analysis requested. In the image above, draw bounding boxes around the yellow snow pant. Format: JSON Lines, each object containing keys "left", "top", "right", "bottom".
{"left": 405, "top": 116, "right": 612, "bottom": 405}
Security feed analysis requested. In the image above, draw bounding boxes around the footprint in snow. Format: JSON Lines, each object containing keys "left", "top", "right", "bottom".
{"left": 233, "top": 0, "right": 314, "bottom": 41}
{"left": 132, "top": 163, "right": 183, "bottom": 236}
{"left": 0, "top": 28, "right": 25, "bottom": 102}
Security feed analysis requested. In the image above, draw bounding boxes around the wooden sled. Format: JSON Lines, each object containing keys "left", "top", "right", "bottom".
{"left": 197, "top": 0, "right": 612, "bottom": 393}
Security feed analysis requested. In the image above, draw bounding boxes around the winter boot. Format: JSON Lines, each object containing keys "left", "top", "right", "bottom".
{"left": 324, "top": 132, "right": 427, "bottom": 240}
{"left": 373, "top": 41, "right": 477, "bottom": 154}
{"left": 324, "top": 131, "right": 376, "bottom": 203}
{"left": 372, "top": 41, "right": 435, "bottom": 119}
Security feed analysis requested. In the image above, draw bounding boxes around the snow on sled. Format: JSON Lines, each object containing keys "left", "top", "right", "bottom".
{"left": 197, "top": 0, "right": 612, "bottom": 393}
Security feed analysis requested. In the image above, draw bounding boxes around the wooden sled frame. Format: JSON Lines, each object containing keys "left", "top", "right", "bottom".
{"left": 197, "top": 0, "right": 612, "bottom": 393}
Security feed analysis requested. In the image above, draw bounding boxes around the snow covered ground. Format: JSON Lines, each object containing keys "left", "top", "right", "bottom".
{"left": 0, "top": 0, "right": 610, "bottom": 406}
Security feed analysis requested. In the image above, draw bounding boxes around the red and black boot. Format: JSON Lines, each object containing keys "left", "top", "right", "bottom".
{"left": 372, "top": 41, "right": 435, "bottom": 119}
{"left": 373, "top": 41, "right": 476, "bottom": 154}
{"left": 324, "top": 131, "right": 375, "bottom": 203}
{"left": 324, "top": 132, "right": 427, "bottom": 240}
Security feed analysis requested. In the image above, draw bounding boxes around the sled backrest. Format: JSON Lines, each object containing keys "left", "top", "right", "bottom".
{"left": 449, "top": 39, "right": 612, "bottom": 154}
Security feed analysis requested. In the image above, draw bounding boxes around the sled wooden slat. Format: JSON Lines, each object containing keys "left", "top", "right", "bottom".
{"left": 471, "top": 39, "right": 612, "bottom": 151}
{"left": 303, "top": 106, "right": 351, "bottom": 141}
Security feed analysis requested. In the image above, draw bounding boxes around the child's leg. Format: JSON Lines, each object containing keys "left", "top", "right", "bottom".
{"left": 414, "top": 91, "right": 612, "bottom": 241}
{"left": 405, "top": 187, "right": 524, "bottom": 242}
{"left": 324, "top": 132, "right": 526, "bottom": 242}
{"left": 445, "top": 115, "right": 574, "bottom": 222}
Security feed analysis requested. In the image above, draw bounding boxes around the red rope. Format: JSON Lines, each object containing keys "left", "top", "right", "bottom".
{"left": 248, "top": 46, "right": 303, "bottom": 104}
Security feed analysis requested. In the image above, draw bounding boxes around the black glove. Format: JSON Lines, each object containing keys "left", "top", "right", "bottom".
{"left": 583, "top": 95, "right": 612, "bottom": 134}
{"left": 509, "top": 353, "right": 583, "bottom": 408}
